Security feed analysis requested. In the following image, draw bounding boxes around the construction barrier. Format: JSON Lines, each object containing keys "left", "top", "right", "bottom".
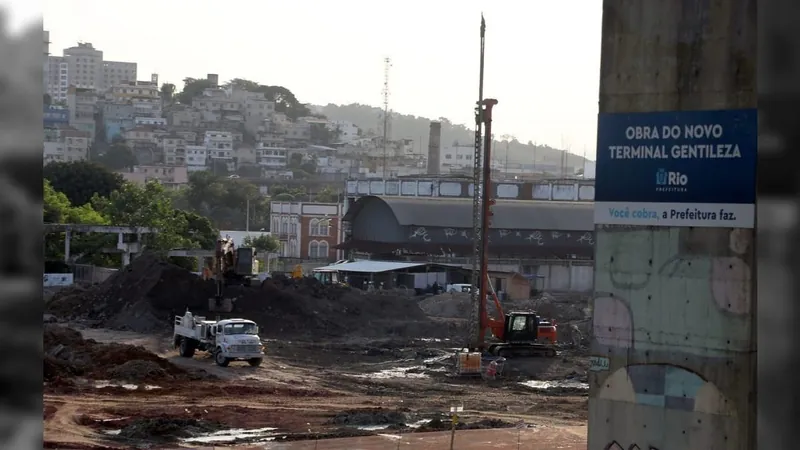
{"left": 43, "top": 273, "right": 73, "bottom": 287}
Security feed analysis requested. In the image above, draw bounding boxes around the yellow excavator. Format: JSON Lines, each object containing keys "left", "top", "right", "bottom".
{"left": 208, "top": 237, "right": 258, "bottom": 312}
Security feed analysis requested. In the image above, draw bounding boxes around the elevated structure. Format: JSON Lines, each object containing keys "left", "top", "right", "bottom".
{"left": 588, "top": 2, "right": 756, "bottom": 450}
{"left": 345, "top": 177, "right": 595, "bottom": 202}
{"left": 44, "top": 224, "right": 157, "bottom": 267}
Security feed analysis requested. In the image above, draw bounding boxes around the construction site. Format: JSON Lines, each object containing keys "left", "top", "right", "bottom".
{"left": 43, "top": 252, "right": 591, "bottom": 449}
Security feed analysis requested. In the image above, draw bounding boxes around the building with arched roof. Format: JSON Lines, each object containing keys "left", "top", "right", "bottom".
{"left": 338, "top": 195, "right": 595, "bottom": 260}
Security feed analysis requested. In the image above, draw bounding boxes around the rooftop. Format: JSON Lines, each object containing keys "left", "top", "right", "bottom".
{"left": 344, "top": 195, "right": 594, "bottom": 231}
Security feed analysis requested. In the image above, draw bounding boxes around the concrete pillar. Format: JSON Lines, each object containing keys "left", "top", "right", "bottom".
{"left": 589, "top": 1, "right": 756, "bottom": 449}
{"left": 63, "top": 229, "right": 71, "bottom": 263}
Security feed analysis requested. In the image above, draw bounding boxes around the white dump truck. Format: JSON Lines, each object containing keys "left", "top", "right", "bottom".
{"left": 173, "top": 310, "right": 264, "bottom": 367}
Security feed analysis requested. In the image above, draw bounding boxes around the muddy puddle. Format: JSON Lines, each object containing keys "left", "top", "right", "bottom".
{"left": 358, "top": 419, "right": 431, "bottom": 431}
{"left": 351, "top": 366, "right": 430, "bottom": 379}
{"left": 182, "top": 426, "right": 281, "bottom": 444}
{"left": 519, "top": 379, "right": 589, "bottom": 391}
{"left": 93, "top": 381, "right": 161, "bottom": 390}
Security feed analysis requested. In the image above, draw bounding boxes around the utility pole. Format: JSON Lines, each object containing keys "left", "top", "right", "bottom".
{"left": 382, "top": 57, "right": 392, "bottom": 179}
{"left": 500, "top": 134, "right": 516, "bottom": 180}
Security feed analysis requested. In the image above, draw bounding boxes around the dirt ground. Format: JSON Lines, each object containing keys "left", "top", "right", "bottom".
{"left": 43, "top": 255, "right": 590, "bottom": 449}
{"left": 44, "top": 326, "right": 589, "bottom": 449}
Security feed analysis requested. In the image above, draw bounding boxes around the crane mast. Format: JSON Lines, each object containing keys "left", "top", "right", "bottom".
{"left": 468, "top": 14, "right": 498, "bottom": 351}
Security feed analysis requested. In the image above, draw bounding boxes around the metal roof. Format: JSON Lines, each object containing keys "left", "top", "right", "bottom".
{"left": 345, "top": 196, "right": 593, "bottom": 231}
{"left": 312, "top": 260, "right": 427, "bottom": 273}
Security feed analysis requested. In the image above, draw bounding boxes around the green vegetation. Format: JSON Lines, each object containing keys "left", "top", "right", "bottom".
{"left": 242, "top": 234, "right": 279, "bottom": 253}
{"left": 44, "top": 164, "right": 220, "bottom": 267}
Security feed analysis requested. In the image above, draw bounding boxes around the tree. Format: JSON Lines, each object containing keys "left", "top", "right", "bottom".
{"left": 96, "top": 143, "right": 137, "bottom": 171}
{"left": 236, "top": 164, "right": 262, "bottom": 178}
{"left": 185, "top": 171, "right": 270, "bottom": 230}
{"left": 160, "top": 83, "right": 176, "bottom": 103}
{"left": 261, "top": 85, "right": 310, "bottom": 120}
{"left": 210, "top": 160, "right": 230, "bottom": 176}
{"left": 288, "top": 153, "right": 304, "bottom": 168}
{"left": 242, "top": 234, "right": 279, "bottom": 253}
{"left": 44, "top": 180, "right": 107, "bottom": 225}
{"left": 174, "top": 210, "right": 219, "bottom": 250}
{"left": 92, "top": 181, "right": 193, "bottom": 251}
{"left": 225, "top": 78, "right": 261, "bottom": 92}
{"left": 175, "top": 77, "right": 214, "bottom": 105}
{"left": 44, "top": 180, "right": 112, "bottom": 265}
{"left": 315, "top": 186, "right": 338, "bottom": 203}
{"left": 43, "top": 161, "right": 124, "bottom": 206}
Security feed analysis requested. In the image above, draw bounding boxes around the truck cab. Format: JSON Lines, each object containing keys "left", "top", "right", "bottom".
{"left": 174, "top": 312, "right": 264, "bottom": 367}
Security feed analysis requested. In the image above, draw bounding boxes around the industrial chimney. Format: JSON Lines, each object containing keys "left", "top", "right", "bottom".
{"left": 427, "top": 121, "right": 442, "bottom": 175}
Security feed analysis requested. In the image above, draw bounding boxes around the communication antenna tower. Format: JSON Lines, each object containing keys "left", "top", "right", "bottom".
{"left": 381, "top": 57, "right": 392, "bottom": 178}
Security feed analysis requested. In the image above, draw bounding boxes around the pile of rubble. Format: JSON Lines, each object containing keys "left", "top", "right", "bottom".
{"left": 45, "top": 253, "right": 461, "bottom": 340}
{"left": 43, "top": 324, "right": 191, "bottom": 383}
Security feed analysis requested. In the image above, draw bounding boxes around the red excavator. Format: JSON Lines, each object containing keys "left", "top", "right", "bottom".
{"left": 483, "top": 275, "right": 557, "bottom": 358}
{"left": 469, "top": 51, "right": 557, "bottom": 358}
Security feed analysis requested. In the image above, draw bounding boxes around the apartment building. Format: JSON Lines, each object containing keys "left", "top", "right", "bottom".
{"left": 186, "top": 145, "right": 208, "bottom": 172}
{"left": 204, "top": 131, "right": 234, "bottom": 159}
{"left": 43, "top": 127, "right": 91, "bottom": 165}
{"left": 102, "top": 60, "right": 137, "bottom": 89}
{"left": 66, "top": 87, "right": 99, "bottom": 142}
{"left": 256, "top": 143, "right": 288, "bottom": 169}
{"left": 45, "top": 56, "right": 69, "bottom": 103}
{"left": 135, "top": 117, "right": 167, "bottom": 126}
{"left": 327, "top": 120, "right": 360, "bottom": 143}
{"left": 269, "top": 202, "right": 343, "bottom": 260}
{"left": 63, "top": 43, "right": 103, "bottom": 90}
{"left": 160, "top": 135, "right": 186, "bottom": 165}
{"left": 118, "top": 165, "right": 188, "bottom": 187}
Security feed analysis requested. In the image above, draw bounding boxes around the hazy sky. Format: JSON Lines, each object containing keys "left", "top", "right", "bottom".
{"left": 22, "top": 0, "right": 601, "bottom": 158}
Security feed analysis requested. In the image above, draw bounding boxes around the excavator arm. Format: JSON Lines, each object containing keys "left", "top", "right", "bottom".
{"left": 484, "top": 273, "right": 506, "bottom": 341}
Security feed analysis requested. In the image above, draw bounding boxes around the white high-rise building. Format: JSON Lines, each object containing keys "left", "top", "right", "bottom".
{"left": 63, "top": 42, "right": 103, "bottom": 90}
{"left": 62, "top": 42, "right": 138, "bottom": 92}
{"left": 45, "top": 56, "right": 69, "bottom": 103}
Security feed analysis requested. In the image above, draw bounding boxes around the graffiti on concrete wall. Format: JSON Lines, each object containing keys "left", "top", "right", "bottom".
{"left": 590, "top": 226, "right": 751, "bottom": 448}
{"left": 407, "top": 226, "right": 595, "bottom": 248}
{"left": 606, "top": 442, "right": 659, "bottom": 450}
{"left": 592, "top": 226, "right": 753, "bottom": 356}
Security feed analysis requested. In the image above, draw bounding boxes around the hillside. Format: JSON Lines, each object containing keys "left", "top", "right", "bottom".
{"left": 317, "top": 103, "right": 586, "bottom": 170}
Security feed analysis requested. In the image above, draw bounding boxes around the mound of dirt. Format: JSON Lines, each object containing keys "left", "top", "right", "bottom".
{"left": 330, "top": 408, "right": 409, "bottom": 426}
{"left": 116, "top": 417, "right": 223, "bottom": 442}
{"left": 46, "top": 253, "right": 460, "bottom": 340}
{"left": 43, "top": 324, "right": 190, "bottom": 382}
{"left": 46, "top": 253, "right": 214, "bottom": 333}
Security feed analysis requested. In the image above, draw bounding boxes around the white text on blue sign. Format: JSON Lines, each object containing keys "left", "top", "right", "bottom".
{"left": 608, "top": 124, "right": 742, "bottom": 160}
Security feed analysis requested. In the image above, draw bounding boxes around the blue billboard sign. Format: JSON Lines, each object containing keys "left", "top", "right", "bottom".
{"left": 43, "top": 106, "right": 69, "bottom": 126}
{"left": 594, "top": 109, "right": 756, "bottom": 228}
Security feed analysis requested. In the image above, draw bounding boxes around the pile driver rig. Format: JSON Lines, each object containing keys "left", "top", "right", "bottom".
{"left": 467, "top": 15, "right": 556, "bottom": 358}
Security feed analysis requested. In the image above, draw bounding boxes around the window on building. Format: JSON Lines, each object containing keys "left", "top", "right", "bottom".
{"left": 318, "top": 241, "right": 329, "bottom": 258}
{"left": 309, "top": 219, "right": 319, "bottom": 236}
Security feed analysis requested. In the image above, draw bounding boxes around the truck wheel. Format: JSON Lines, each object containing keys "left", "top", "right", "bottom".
{"left": 214, "top": 348, "right": 230, "bottom": 367}
{"left": 247, "top": 358, "right": 262, "bottom": 367}
{"left": 179, "top": 338, "right": 195, "bottom": 357}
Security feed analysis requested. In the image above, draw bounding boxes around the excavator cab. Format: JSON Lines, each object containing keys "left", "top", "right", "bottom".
{"left": 503, "top": 312, "right": 539, "bottom": 343}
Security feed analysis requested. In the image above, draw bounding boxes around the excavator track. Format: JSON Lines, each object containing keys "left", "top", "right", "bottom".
{"left": 488, "top": 343, "right": 557, "bottom": 358}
